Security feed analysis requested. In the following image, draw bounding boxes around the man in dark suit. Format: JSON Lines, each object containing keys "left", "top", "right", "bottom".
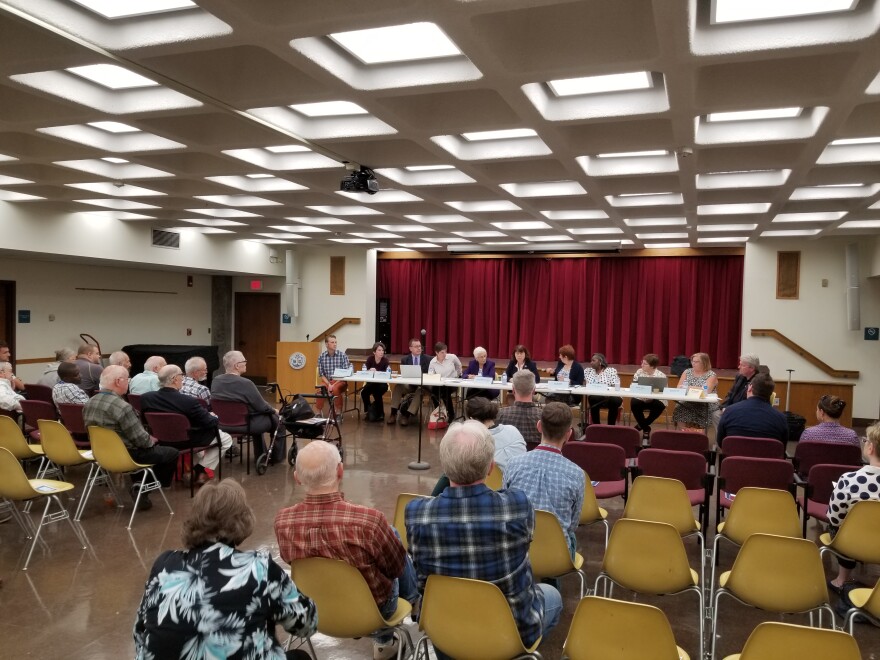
{"left": 387, "top": 337, "right": 431, "bottom": 426}
{"left": 712, "top": 353, "right": 760, "bottom": 431}
{"left": 717, "top": 373, "right": 788, "bottom": 447}
{"left": 141, "top": 365, "right": 232, "bottom": 485}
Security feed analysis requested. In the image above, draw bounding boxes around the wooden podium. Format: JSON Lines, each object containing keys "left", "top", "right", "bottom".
{"left": 275, "top": 342, "right": 320, "bottom": 399}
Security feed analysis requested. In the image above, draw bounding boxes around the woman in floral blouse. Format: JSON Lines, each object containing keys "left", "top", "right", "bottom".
{"left": 135, "top": 479, "right": 317, "bottom": 660}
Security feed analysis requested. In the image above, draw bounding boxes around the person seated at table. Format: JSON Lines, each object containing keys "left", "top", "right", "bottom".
{"left": 543, "top": 344, "right": 584, "bottom": 406}
{"left": 799, "top": 395, "right": 859, "bottom": 446}
{"left": 671, "top": 352, "right": 719, "bottom": 430}
{"left": 504, "top": 344, "right": 541, "bottom": 383}
{"left": 630, "top": 353, "right": 668, "bottom": 438}
{"left": 464, "top": 346, "right": 498, "bottom": 400}
{"left": 360, "top": 342, "right": 389, "bottom": 422}
{"left": 428, "top": 342, "right": 462, "bottom": 422}
{"left": 584, "top": 353, "right": 623, "bottom": 426}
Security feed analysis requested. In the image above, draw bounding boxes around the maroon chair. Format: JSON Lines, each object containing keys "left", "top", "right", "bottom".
{"left": 210, "top": 399, "right": 256, "bottom": 475}
{"left": 19, "top": 399, "right": 58, "bottom": 442}
{"left": 649, "top": 429, "right": 714, "bottom": 467}
{"left": 583, "top": 424, "right": 641, "bottom": 460}
{"left": 144, "top": 412, "right": 222, "bottom": 497}
{"left": 720, "top": 435, "right": 785, "bottom": 460}
{"left": 562, "top": 441, "right": 628, "bottom": 502}
{"left": 126, "top": 393, "right": 144, "bottom": 421}
{"left": 793, "top": 442, "right": 862, "bottom": 480}
{"left": 636, "top": 447, "right": 713, "bottom": 531}
{"left": 716, "top": 456, "right": 794, "bottom": 531}
{"left": 57, "top": 402, "right": 89, "bottom": 448}
{"left": 24, "top": 383, "right": 53, "bottom": 403}
{"left": 799, "top": 463, "right": 861, "bottom": 537}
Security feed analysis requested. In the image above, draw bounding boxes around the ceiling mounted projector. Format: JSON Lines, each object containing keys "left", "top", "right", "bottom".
{"left": 340, "top": 165, "right": 379, "bottom": 194}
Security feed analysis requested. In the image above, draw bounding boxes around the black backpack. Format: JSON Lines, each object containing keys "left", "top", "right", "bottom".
{"left": 283, "top": 395, "right": 314, "bottom": 423}
{"left": 670, "top": 355, "right": 690, "bottom": 377}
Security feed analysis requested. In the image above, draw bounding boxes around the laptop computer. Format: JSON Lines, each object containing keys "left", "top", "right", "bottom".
{"left": 400, "top": 364, "right": 423, "bottom": 378}
{"left": 637, "top": 376, "right": 668, "bottom": 393}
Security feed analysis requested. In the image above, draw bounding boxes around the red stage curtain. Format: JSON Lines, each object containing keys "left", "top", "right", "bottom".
{"left": 377, "top": 256, "right": 744, "bottom": 368}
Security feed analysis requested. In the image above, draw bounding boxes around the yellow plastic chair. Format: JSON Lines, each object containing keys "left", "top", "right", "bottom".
{"left": 291, "top": 557, "right": 413, "bottom": 659}
{"left": 595, "top": 518, "right": 703, "bottom": 659}
{"left": 416, "top": 574, "right": 542, "bottom": 660}
{"left": 0, "top": 447, "right": 85, "bottom": 570}
{"left": 0, "top": 414, "right": 47, "bottom": 475}
{"left": 86, "top": 426, "right": 173, "bottom": 529}
{"left": 529, "top": 509, "right": 587, "bottom": 598}
{"left": 562, "top": 596, "right": 689, "bottom": 660}
{"left": 578, "top": 473, "right": 609, "bottom": 550}
{"left": 486, "top": 463, "right": 504, "bottom": 490}
{"left": 711, "top": 533, "right": 835, "bottom": 659}
{"left": 394, "top": 492, "right": 426, "bottom": 552}
{"left": 844, "top": 580, "right": 880, "bottom": 634}
{"left": 721, "top": 621, "right": 861, "bottom": 660}
{"left": 710, "top": 487, "right": 801, "bottom": 600}
{"left": 623, "top": 476, "right": 704, "bottom": 591}
{"left": 819, "top": 500, "right": 880, "bottom": 570}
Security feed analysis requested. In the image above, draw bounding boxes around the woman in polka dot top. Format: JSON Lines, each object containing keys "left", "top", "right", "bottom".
{"left": 827, "top": 420, "right": 880, "bottom": 591}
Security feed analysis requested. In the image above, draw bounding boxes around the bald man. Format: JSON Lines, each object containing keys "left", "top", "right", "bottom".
{"left": 129, "top": 355, "right": 166, "bottom": 395}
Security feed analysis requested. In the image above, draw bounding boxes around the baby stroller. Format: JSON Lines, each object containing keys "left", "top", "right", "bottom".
{"left": 256, "top": 384, "right": 343, "bottom": 475}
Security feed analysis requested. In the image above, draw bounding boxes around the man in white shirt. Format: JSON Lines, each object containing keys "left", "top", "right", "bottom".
{"left": 0, "top": 361, "right": 24, "bottom": 412}
{"left": 129, "top": 356, "right": 167, "bottom": 395}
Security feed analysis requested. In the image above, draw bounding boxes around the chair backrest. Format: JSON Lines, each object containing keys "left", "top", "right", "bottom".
{"left": 126, "top": 393, "right": 143, "bottom": 413}
{"left": 719, "top": 456, "right": 794, "bottom": 495}
{"left": 725, "top": 533, "right": 830, "bottom": 612}
{"left": 583, "top": 424, "right": 641, "bottom": 458}
{"left": 290, "top": 557, "right": 390, "bottom": 638}
{"left": 563, "top": 442, "right": 626, "bottom": 482}
{"left": 623, "top": 476, "right": 699, "bottom": 535}
{"left": 722, "top": 435, "right": 785, "bottom": 460}
{"left": 794, "top": 442, "right": 862, "bottom": 479}
{"left": 637, "top": 448, "right": 706, "bottom": 490}
{"left": 602, "top": 518, "right": 695, "bottom": 595}
{"left": 20, "top": 399, "right": 59, "bottom": 427}
{"left": 38, "top": 420, "right": 92, "bottom": 466}
{"left": 649, "top": 429, "right": 709, "bottom": 455}
{"left": 88, "top": 426, "right": 142, "bottom": 473}
{"left": 143, "top": 412, "right": 191, "bottom": 444}
{"left": 720, "top": 487, "right": 802, "bottom": 544}
{"left": 0, "top": 414, "right": 38, "bottom": 459}
{"left": 806, "top": 463, "right": 860, "bottom": 506}
{"left": 735, "top": 621, "right": 861, "bottom": 660}
{"left": 211, "top": 399, "right": 250, "bottom": 429}
{"left": 529, "top": 510, "right": 576, "bottom": 579}
{"left": 24, "top": 383, "right": 53, "bottom": 403}
{"left": 394, "top": 492, "right": 425, "bottom": 551}
{"left": 58, "top": 403, "right": 87, "bottom": 435}
{"left": 562, "top": 596, "right": 684, "bottom": 660}
{"left": 0, "top": 446, "right": 39, "bottom": 500}
{"left": 579, "top": 475, "right": 605, "bottom": 525}
{"left": 828, "top": 500, "right": 880, "bottom": 564}
{"left": 419, "top": 574, "right": 535, "bottom": 659}
{"left": 486, "top": 463, "right": 503, "bottom": 490}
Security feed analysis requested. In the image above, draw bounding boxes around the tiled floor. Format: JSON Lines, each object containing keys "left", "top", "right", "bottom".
{"left": 1, "top": 409, "right": 878, "bottom": 659}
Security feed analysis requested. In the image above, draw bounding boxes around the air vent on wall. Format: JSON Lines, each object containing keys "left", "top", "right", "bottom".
{"left": 152, "top": 228, "right": 180, "bottom": 249}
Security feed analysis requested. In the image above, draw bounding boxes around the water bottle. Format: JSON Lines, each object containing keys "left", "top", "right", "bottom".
{"left": 361, "top": 363, "right": 367, "bottom": 372}
{"left": 387, "top": 365, "right": 392, "bottom": 376}
{"left": 703, "top": 384, "right": 709, "bottom": 398}
{"left": 501, "top": 372, "right": 508, "bottom": 384}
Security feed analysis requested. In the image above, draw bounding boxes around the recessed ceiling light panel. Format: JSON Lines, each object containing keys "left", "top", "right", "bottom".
{"left": 329, "top": 22, "right": 461, "bottom": 65}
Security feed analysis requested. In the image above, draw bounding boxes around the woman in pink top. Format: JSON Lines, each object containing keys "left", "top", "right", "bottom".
{"left": 800, "top": 395, "right": 859, "bottom": 446}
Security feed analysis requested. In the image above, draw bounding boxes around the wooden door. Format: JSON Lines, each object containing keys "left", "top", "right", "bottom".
{"left": 234, "top": 292, "right": 280, "bottom": 384}
{"left": 0, "top": 281, "right": 15, "bottom": 349}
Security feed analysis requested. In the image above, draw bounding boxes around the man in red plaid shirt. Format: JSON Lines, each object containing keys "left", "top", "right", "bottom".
{"left": 274, "top": 441, "right": 418, "bottom": 660}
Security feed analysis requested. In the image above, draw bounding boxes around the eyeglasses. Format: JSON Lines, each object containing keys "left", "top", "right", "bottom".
{"left": 236, "top": 360, "right": 247, "bottom": 366}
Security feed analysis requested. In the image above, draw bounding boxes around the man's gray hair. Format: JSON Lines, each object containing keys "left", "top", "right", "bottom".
{"left": 222, "top": 351, "right": 243, "bottom": 371}
{"left": 0, "top": 361, "right": 11, "bottom": 373}
{"left": 511, "top": 369, "right": 536, "bottom": 396}
{"left": 144, "top": 355, "right": 165, "bottom": 371}
{"left": 740, "top": 354, "right": 760, "bottom": 369}
{"left": 295, "top": 441, "right": 341, "bottom": 491}
{"left": 55, "top": 348, "right": 76, "bottom": 362}
{"left": 108, "top": 351, "right": 128, "bottom": 366}
{"left": 99, "top": 365, "right": 127, "bottom": 389}
{"left": 439, "top": 420, "right": 495, "bottom": 485}
{"left": 185, "top": 356, "right": 207, "bottom": 375}
{"left": 158, "top": 364, "right": 182, "bottom": 386}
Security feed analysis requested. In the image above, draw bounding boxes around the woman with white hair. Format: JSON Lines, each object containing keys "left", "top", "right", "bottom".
{"left": 464, "top": 346, "right": 498, "bottom": 400}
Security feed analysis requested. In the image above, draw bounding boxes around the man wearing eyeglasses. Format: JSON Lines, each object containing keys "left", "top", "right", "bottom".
{"left": 181, "top": 356, "right": 211, "bottom": 404}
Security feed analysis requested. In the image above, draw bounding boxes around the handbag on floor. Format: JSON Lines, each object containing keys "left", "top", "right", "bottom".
{"left": 427, "top": 404, "right": 448, "bottom": 430}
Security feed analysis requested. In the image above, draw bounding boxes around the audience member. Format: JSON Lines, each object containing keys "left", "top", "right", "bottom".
{"left": 0, "top": 341, "right": 25, "bottom": 391}
{"left": 800, "top": 395, "right": 859, "bottom": 446}
{"left": 497, "top": 370, "right": 542, "bottom": 447}
{"left": 503, "top": 402, "right": 584, "bottom": 556}
{"left": 37, "top": 347, "right": 76, "bottom": 387}
{"left": 181, "top": 356, "right": 211, "bottom": 403}
{"left": 672, "top": 352, "right": 719, "bottom": 429}
{"left": 504, "top": 344, "right": 541, "bottom": 383}
{"left": 711, "top": 353, "right": 760, "bottom": 431}
{"left": 464, "top": 346, "right": 498, "bottom": 400}
{"left": 141, "top": 365, "right": 232, "bottom": 485}
{"left": 52, "top": 362, "right": 89, "bottom": 409}
{"left": 716, "top": 373, "right": 788, "bottom": 446}
{"left": 630, "top": 353, "right": 668, "bottom": 438}
{"left": 211, "top": 351, "right": 280, "bottom": 462}
{"left": 108, "top": 350, "right": 132, "bottom": 372}
{"left": 0, "top": 361, "right": 24, "bottom": 412}
{"left": 427, "top": 342, "right": 462, "bottom": 420}
{"left": 75, "top": 343, "right": 103, "bottom": 393}
{"left": 405, "top": 421, "right": 562, "bottom": 660}
{"left": 360, "top": 342, "right": 389, "bottom": 422}
{"left": 584, "top": 352, "right": 622, "bottom": 426}
{"left": 544, "top": 344, "right": 584, "bottom": 405}
{"left": 315, "top": 334, "right": 351, "bottom": 416}
{"left": 275, "top": 441, "right": 418, "bottom": 660}
{"left": 135, "top": 479, "right": 317, "bottom": 660}
{"left": 83, "top": 365, "right": 178, "bottom": 509}
{"left": 388, "top": 337, "right": 431, "bottom": 426}
{"left": 128, "top": 355, "right": 166, "bottom": 395}
{"left": 827, "top": 422, "right": 880, "bottom": 593}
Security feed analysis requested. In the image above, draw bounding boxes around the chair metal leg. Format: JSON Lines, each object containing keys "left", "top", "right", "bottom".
{"left": 22, "top": 497, "right": 52, "bottom": 570}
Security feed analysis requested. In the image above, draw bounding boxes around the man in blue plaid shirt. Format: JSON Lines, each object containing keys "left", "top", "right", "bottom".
{"left": 405, "top": 420, "right": 562, "bottom": 657}
{"left": 316, "top": 335, "right": 351, "bottom": 416}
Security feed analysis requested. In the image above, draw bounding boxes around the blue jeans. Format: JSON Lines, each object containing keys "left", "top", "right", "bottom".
{"left": 375, "top": 548, "right": 419, "bottom": 644}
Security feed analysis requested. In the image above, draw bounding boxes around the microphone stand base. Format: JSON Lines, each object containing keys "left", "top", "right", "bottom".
{"left": 407, "top": 461, "right": 430, "bottom": 471}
